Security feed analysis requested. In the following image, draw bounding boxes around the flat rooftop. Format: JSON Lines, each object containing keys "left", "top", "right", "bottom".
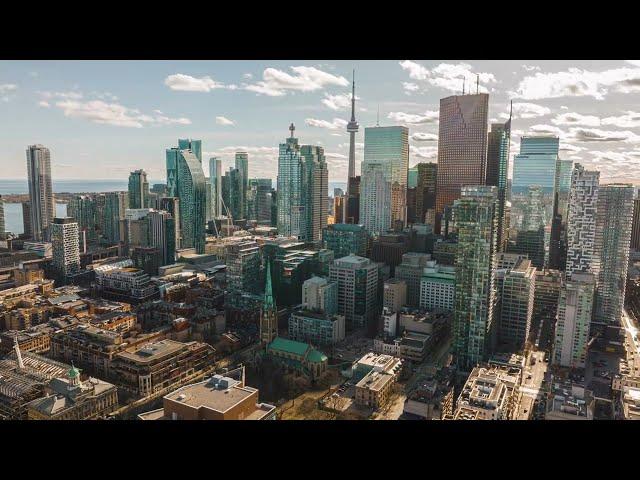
{"left": 116, "top": 339, "right": 185, "bottom": 363}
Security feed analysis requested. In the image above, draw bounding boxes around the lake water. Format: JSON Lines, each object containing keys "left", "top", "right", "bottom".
{"left": 3, "top": 203, "right": 67, "bottom": 235}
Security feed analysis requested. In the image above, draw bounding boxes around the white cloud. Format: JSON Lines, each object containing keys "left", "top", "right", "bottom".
{"left": 245, "top": 66, "right": 348, "bottom": 97}
{"left": 325, "top": 152, "right": 348, "bottom": 159}
{"left": 39, "top": 90, "right": 83, "bottom": 100}
{"left": 206, "top": 146, "right": 278, "bottom": 156}
{"left": 410, "top": 145, "right": 438, "bottom": 159}
{"left": 164, "top": 74, "right": 225, "bottom": 92}
{"left": 411, "top": 132, "right": 438, "bottom": 142}
{"left": 500, "top": 102, "right": 551, "bottom": 119}
{"left": 552, "top": 112, "right": 601, "bottom": 127}
{"left": 387, "top": 110, "right": 438, "bottom": 124}
{"left": 626, "top": 61, "right": 640, "bottom": 67}
{"left": 38, "top": 100, "right": 50, "bottom": 108}
{"left": 305, "top": 117, "right": 348, "bottom": 130}
{"left": 512, "top": 66, "right": 640, "bottom": 100}
{"left": 528, "top": 124, "right": 565, "bottom": 137}
{"left": 243, "top": 73, "right": 253, "bottom": 79}
{"left": 522, "top": 65, "right": 541, "bottom": 72}
{"left": 602, "top": 111, "right": 640, "bottom": 129}
{"left": 54, "top": 99, "right": 191, "bottom": 128}
{"left": 399, "top": 61, "right": 496, "bottom": 93}
{"left": 568, "top": 127, "right": 640, "bottom": 143}
{"left": 338, "top": 142, "right": 364, "bottom": 150}
{"left": 322, "top": 92, "right": 358, "bottom": 111}
{"left": 402, "top": 82, "right": 420, "bottom": 93}
{"left": 215, "top": 116, "right": 235, "bottom": 126}
{"left": 559, "top": 143, "right": 584, "bottom": 154}
{"left": 0, "top": 83, "right": 17, "bottom": 94}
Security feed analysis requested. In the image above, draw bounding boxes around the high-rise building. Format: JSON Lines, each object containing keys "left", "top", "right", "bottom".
{"left": 222, "top": 167, "right": 245, "bottom": 221}
{"left": 235, "top": 152, "right": 249, "bottom": 219}
{"left": 178, "top": 139, "right": 202, "bottom": 163}
{"left": 260, "top": 260, "right": 278, "bottom": 344}
{"left": 22, "top": 201, "right": 32, "bottom": 238}
{"left": 329, "top": 255, "right": 378, "bottom": 332}
{"left": 51, "top": 217, "right": 80, "bottom": 283}
{"left": 565, "top": 164, "right": 599, "bottom": 275}
{"left": 593, "top": 184, "right": 634, "bottom": 325}
{"left": 532, "top": 269, "right": 562, "bottom": 351}
{"left": 509, "top": 185, "right": 546, "bottom": 269}
{"left": 0, "top": 195, "right": 5, "bottom": 239}
{"left": 128, "top": 169, "right": 149, "bottom": 209}
{"left": 415, "top": 162, "right": 437, "bottom": 226}
{"left": 631, "top": 196, "right": 640, "bottom": 252}
{"left": 486, "top": 108, "right": 512, "bottom": 252}
{"left": 209, "top": 157, "right": 223, "bottom": 218}
{"left": 496, "top": 258, "right": 535, "bottom": 350}
{"left": 148, "top": 209, "right": 176, "bottom": 266}
{"left": 346, "top": 176, "right": 361, "bottom": 224}
{"left": 435, "top": 93, "right": 489, "bottom": 233}
{"left": 26, "top": 144, "right": 55, "bottom": 241}
{"left": 247, "top": 178, "right": 273, "bottom": 224}
{"left": 452, "top": 186, "right": 498, "bottom": 371}
{"left": 322, "top": 223, "right": 369, "bottom": 259}
{"left": 159, "top": 197, "right": 181, "bottom": 250}
{"left": 226, "top": 239, "right": 262, "bottom": 295}
{"left": 67, "top": 195, "right": 97, "bottom": 249}
{"left": 362, "top": 126, "right": 409, "bottom": 227}
{"left": 512, "top": 137, "right": 559, "bottom": 195}
{"left": 277, "top": 124, "right": 305, "bottom": 238}
{"left": 333, "top": 194, "right": 346, "bottom": 224}
{"left": 553, "top": 272, "right": 595, "bottom": 369}
{"left": 419, "top": 260, "right": 456, "bottom": 312}
{"left": 166, "top": 140, "right": 206, "bottom": 254}
{"left": 383, "top": 278, "right": 407, "bottom": 313}
{"left": 103, "top": 192, "right": 128, "bottom": 244}
{"left": 302, "top": 276, "right": 338, "bottom": 315}
{"left": 395, "top": 252, "right": 432, "bottom": 307}
{"left": 549, "top": 159, "right": 573, "bottom": 270}
{"left": 360, "top": 162, "right": 392, "bottom": 236}
{"left": 408, "top": 168, "right": 418, "bottom": 189}
{"left": 300, "top": 145, "right": 328, "bottom": 242}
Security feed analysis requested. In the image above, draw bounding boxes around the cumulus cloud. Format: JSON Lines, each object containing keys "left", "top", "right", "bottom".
{"left": 552, "top": 112, "right": 601, "bottom": 127}
{"left": 522, "top": 65, "right": 541, "bottom": 72}
{"left": 54, "top": 99, "right": 191, "bottom": 128}
{"left": 568, "top": 127, "right": 640, "bottom": 143}
{"left": 410, "top": 145, "right": 438, "bottom": 159}
{"left": 512, "top": 66, "right": 640, "bottom": 100}
{"left": 164, "top": 74, "right": 226, "bottom": 92}
{"left": 305, "top": 117, "right": 348, "bottom": 130}
{"left": 411, "top": 132, "right": 438, "bottom": 142}
{"left": 325, "top": 152, "right": 348, "bottom": 159}
{"left": 215, "top": 116, "right": 235, "bottom": 126}
{"left": 602, "top": 111, "right": 640, "bottom": 129}
{"left": 322, "top": 92, "right": 358, "bottom": 111}
{"left": 0, "top": 83, "right": 17, "bottom": 95}
{"left": 402, "top": 82, "right": 420, "bottom": 94}
{"left": 399, "top": 61, "right": 496, "bottom": 93}
{"left": 387, "top": 110, "right": 438, "bottom": 124}
{"left": 39, "top": 90, "right": 83, "bottom": 100}
{"left": 38, "top": 100, "right": 51, "bottom": 108}
{"left": 245, "top": 66, "right": 348, "bottom": 97}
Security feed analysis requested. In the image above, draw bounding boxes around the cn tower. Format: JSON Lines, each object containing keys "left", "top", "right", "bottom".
{"left": 346, "top": 70, "right": 359, "bottom": 195}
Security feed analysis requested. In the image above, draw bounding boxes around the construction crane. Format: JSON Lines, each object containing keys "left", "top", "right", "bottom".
{"left": 213, "top": 189, "right": 233, "bottom": 238}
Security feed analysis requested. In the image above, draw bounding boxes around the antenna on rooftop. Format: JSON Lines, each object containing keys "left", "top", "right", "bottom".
{"left": 476, "top": 74, "right": 479, "bottom": 94}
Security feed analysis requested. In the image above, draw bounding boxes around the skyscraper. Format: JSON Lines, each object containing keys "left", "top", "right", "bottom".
{"left": 549, "top": 159, "right": 574, "bottom": 269}
{"left": 497, "top": 258, "right": 535, "bottom": 350}
{"left": 128, "top": 169, "right": 149, "bottom": 209}
{"left": 67, "top": 194, "right": 97, "bottom": 251}
{"left": 415, "top": 162, "right": 437, "bottom": 225}
{"left": 300, "top": 145, "right": 328, "bottom": 242}
{"left": 22, "top": 202, "right": 32, "bottom": 238}
{"left": 277, "top": 124, "right": 304, "bottom": 238}
{"left": 631, "top": 194, "right": 640, "bottom": 252}
{"left": 222, "top": 167, "right": 244, "bottom": 221}
{"left": 486, "top": 106, "right": 512, "bottom": 252}
{"left": 360, "top": 162, "right": 391, "bottom": 236}
{"left": 159, "top": 197, "right": 181, "bottom": 250}
{"left": 346, "top": 70, "right": 359, "bottom": 189}
{"left": 178, "top": 139, "right": 202, "bottom": 163}
{"left": 553, "top": 272, "right": 595, "bottom": 369}
{"left": 51, "top": 217, "right": 80, "bottom": 283}
{"left": 26, "top": 144, "right": 55, "bottom": 241}
{"left": 509, "top": 185, "right": 546, "bottom": 269}
{"left": 0, "top": 195, "right": 5, "bottom": 239}
{"left": 452, "top": 186, "right": 498, "bottom": 371}
{"left": 363, "top": 126, "right": 409, "bottom": 227}
{"left": 329, "top": 255, "right": 378, "bottom": 333}
{"left": 565, "top": 164, "right": 599, "bottom": 275}
{"left": 166, "top": 140, "right": 207, "bottom": 253}
{"left": 103, "top": 192, "right": 128, "bottom": 244}
{"left": 148, "top": 209, "right": 176, "bottom": 265}
{"left": 209, "top": 157, "right": 223, "bottom": 218}
{"left": 247, "top": 178, "right": 273, "bottom": 224}
{"left": 512, "top": 137, "right": 560, "bottom": 194}
{"left": 435, "top": 93, "right": 489, "bottom": 233}
{"left": 235, "top": 152, "right": 249, "bottom": 219}
{"left": 593, "top": 184, "right": 634, "bottom": 325}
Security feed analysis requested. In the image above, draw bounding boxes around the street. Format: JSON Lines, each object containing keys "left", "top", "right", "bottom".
{"left": 515, "top": 350, "right": 547, "bottom": 420}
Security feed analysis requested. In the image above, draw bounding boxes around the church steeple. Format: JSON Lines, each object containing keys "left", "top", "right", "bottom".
{"left": 260, "top": 258, "right": 278, "bottom": 345}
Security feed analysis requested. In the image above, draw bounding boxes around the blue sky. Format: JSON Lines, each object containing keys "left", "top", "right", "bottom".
{"left": 1, "top": 60, "right": 640, "bottom": 184}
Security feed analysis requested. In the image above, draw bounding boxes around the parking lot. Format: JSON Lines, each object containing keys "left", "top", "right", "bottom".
{"left": 332, "top": 334, "right": 375, "bottom": 363}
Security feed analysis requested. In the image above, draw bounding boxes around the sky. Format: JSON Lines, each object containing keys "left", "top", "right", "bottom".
{"left": 1, "top": 60, "right": 640, "bottom": 185}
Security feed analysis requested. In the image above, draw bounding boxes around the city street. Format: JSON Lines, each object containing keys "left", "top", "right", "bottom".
{"left": 515, "top": 351, "right": 547, "bottom": 420}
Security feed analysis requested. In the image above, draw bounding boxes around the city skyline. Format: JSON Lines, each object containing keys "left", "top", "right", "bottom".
{"left": 2, "top": 60, "right": 640, "bottom": 184}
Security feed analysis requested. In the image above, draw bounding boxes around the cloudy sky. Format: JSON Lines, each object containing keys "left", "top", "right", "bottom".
{"left": 1, "top": 60, "right": 640, "bottom": 184}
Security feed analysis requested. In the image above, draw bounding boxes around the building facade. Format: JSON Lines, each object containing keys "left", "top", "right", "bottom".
{"left": 26, "top": 144, "right": 55, "bottom": 241}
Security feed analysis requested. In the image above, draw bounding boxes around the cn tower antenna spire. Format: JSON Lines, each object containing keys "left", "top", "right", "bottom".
{"left": 346, "top": 68, "right": 359, "bottom": 191}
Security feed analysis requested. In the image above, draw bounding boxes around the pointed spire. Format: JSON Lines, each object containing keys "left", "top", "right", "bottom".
{"left": 462, "top": 77, "right": 465, "bottom": 95}
{"left": 14, "top": 334, "right": 24, "bottom": 370}
{"left": 263, "top": 258, "right": 275, "bottom": 310}
{"left": 350, "top": 69, "right": 356, "bottom": 122}
{"left": 289, "top": 122, "right": 295, "bottom": 138}
{"left": 476, "top": 74, "right": 479, "bottom": 94}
